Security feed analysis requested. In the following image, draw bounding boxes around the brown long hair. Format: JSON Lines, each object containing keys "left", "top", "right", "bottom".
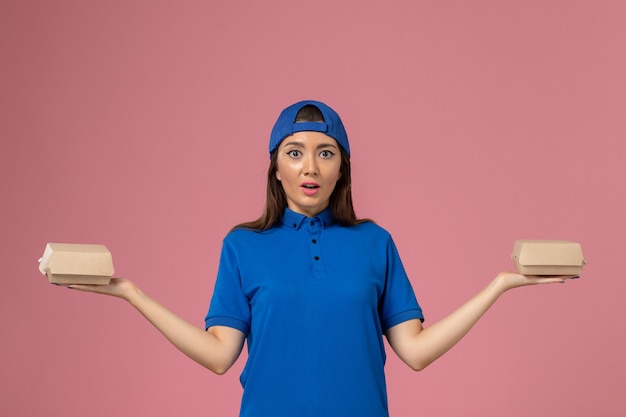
{"left": 234, "top": 105, "right": 371, "bottom": 231}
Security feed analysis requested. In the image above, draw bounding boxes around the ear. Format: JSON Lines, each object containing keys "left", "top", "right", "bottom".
{"left": 275, "top": 169, "right": 282, "bottom": 182}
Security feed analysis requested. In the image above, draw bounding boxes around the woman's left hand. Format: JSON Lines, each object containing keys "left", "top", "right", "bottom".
{"left": 495, "top": 271, "right": 580, "bottom": 292}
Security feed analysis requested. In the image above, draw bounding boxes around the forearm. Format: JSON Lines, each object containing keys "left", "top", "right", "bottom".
{"left": 388, "top": 271, "right": 572, "bottom": 370}
{"left": 125, "top": 286, "right": 243, "bottom": 374}
{"left": 67, "top": 278, "right": 244, "bottom": 374}
{"left": 388, "top": 276, "right": 508, "bottom": 371}
{"left": 415, "top": 278, "right": 506, "bottom": 368}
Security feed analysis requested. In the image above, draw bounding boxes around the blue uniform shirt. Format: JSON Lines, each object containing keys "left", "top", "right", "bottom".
{"left": 205, "top": 208, "right": 424, "bottom": 417}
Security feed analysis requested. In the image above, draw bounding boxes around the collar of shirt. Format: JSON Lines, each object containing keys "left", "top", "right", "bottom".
{"left": 281, "top": 207, "right": 335, "bottom": 231}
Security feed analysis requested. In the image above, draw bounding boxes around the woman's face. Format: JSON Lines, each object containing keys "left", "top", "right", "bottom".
{"left": 275, "top": 131, "right": 342, "bottom": 218}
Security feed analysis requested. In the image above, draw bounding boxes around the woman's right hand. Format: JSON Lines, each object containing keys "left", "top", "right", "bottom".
{"left": 66, "top": 278, "right": 139, "bottom": 302}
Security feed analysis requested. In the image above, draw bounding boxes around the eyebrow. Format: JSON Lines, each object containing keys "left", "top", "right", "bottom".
{"left": 282, "top": 141, "right": 338, "bottom": 150}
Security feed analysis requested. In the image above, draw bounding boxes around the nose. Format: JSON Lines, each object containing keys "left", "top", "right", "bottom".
{"left": 303, "top": 153, "right": 319, "bottom": 176}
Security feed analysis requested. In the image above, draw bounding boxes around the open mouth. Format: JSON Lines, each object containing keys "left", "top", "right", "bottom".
{"left": 301, "top": 183, "right": 320, "bottom": 194}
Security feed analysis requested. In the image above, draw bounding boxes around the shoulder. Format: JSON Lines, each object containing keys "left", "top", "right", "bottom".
{"left": 222, "top": 224, "right": 282, "bottom": 247}
{"left": 332, "top": 220, "right": 393, "bottom": 242}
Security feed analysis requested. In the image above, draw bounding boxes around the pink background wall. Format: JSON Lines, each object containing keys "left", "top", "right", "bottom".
{"left": 2, "top": 1, "right": 624, "bottom": 416}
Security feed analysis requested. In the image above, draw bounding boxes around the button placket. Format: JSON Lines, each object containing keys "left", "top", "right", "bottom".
{"left": 307, "top": 218, "right": 323, "bottom": 272}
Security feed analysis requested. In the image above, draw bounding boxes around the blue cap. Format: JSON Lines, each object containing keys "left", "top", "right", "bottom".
{"left": 269, "top": 100, "right": 350, "bottom": 157}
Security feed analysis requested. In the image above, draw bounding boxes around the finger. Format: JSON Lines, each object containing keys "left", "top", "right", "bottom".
{"left": 65, "top": 284, "right": 113, "bottom": 294}
{"left": 548, "top": 275, "right": 581, "bottom": 281}
{"left": 539, "top": 275, "right": 580, "bottom": 284}
{"left": 524, "top": 274, "right": 580, "bottom": 280}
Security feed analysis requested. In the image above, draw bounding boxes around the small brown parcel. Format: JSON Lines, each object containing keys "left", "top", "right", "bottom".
{"left": 511, "top": 240, "right": 585, "bottom": 276}
{"left": 38, "top": 243, "right": 114, "bottom": 285}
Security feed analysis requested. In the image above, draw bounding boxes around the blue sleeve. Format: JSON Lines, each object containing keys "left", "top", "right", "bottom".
{"left": 379, "top": 236, "right": 424, "bottom": 331}
{"left": 204, "top": 237, "right": 251, "bottom": 335}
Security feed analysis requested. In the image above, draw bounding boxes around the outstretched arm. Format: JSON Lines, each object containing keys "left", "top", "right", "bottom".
{"left": 385, "top": 272, "right": 577, "bottom": 371}
{"left": 68, "top": 279, "right": 245, "bottom": 375}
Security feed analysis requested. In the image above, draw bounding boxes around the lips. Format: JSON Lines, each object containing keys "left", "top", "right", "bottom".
{"left": 301, "top": 182, "right": 320, "bottom": 196}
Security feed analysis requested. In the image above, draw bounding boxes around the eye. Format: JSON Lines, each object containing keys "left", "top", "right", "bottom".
{"left": 286, "top": 149, "right": 302, "bottom": 158}
{"left": 319, "top": 150, "right": 335, "bottom": 159}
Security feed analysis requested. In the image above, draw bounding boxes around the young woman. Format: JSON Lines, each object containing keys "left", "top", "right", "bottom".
{"left": 69, "top": 100, "right": 577, "bottom": 417}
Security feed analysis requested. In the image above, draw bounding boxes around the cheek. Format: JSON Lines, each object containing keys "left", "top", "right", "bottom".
{"left": 275, "top": 158, "right": 300, "bottom": 183}
{"left": 331, "top": 163, "right": 342, "bottom": 182}
{"left": 275, "top": 159, "right": 289, "bottom": 182}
